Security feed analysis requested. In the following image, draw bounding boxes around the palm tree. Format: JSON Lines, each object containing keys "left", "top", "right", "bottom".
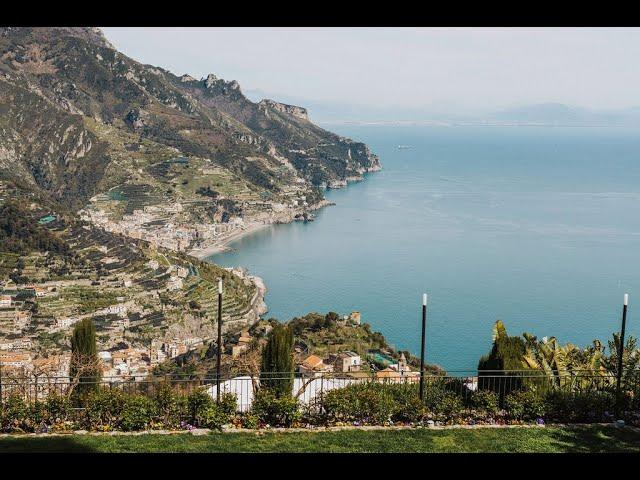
{"left": 522, "top": 334, "right": 609, "bottom": 392}
{"left": 604, "top": 334, "right": 640, "bottom": 392}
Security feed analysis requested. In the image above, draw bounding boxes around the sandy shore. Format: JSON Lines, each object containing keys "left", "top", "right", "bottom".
{"left": 189, "top": 221, "right": 272, "bottom": 259}
{"left": 189, "top": 199, "right": 333, "bottom": 260}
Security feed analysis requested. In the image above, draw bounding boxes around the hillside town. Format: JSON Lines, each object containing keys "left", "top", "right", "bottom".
{"left": 79, "top": 180, "right": 318, "bottom": 258}
{"left": 0, "top": 211, "right": 267, "bottom": 383}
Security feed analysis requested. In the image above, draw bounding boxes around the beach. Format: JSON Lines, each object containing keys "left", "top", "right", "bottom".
{"left": 189, "top": 221, "right": 271, "bottom": 259}
{"left": 189, "top": 199, "right": 334, "bottom": 260}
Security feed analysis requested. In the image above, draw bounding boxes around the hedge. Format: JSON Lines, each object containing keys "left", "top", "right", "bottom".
{"left": 0, "top": 382, "right": 637, "bottom": 433}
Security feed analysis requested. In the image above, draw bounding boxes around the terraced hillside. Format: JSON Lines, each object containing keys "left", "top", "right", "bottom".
{"left": 0, "top": 200, "right": 264, "bottom": 356}
{"left": 0, "top": 26, "right": 378, "bottom": 372}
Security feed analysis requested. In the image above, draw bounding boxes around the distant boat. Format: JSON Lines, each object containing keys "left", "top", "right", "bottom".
{"left": 397, "top": 145, "right": 412, "bottom": 149}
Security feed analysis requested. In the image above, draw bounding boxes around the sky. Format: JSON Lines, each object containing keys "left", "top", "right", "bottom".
{"left": 102, "top": 27, "right": 640, "bottom": 117}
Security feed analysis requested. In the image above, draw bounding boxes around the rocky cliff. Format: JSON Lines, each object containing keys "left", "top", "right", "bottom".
{"left": 259, "top": 99, "right": 309, "bottom": 121}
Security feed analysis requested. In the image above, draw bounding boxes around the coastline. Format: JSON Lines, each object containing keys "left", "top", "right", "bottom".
{"left": 188, "top": 199, "right": 334, "bottom": 260}
{"left": 189, "top": 165, "right": 381, "bottom": 260}
{"left": 189, "top": 221, "right": 272, "bottom": 259}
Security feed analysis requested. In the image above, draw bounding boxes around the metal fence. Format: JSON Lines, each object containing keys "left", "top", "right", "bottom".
{"left": 2, "top": 369, "right": 639, "bottom": 413}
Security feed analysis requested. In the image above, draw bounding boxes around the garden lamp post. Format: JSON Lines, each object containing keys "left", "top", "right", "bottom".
{"left": 419, "top": 293, "right": 427, "bottom": 400}
{"left": 615, "top": 293, "right": 629, "bottom": 414}
{"left": 216, "top": 278, "right": 223, "bottom": 403}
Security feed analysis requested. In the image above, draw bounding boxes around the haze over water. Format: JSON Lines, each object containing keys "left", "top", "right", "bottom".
{"left": 210, "top": 125, "right": 640, "bottom": 371}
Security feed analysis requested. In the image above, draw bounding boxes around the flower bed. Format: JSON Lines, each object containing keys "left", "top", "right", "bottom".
{"left": 1, "top": 381, "right": 638, "bottom": 433}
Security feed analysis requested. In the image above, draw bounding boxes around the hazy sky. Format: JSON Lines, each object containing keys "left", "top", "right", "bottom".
{"left": 102, "top": 27, "right": 640, "bottom": 114}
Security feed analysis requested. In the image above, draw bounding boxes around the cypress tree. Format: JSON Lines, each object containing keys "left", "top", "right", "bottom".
{"left": 260, "top": 324, "right": 294, "bottom": 397}
{"left": 477, "top": 320, "right": 527, "bottom": 399}
{"left": 70, "top": 318, "right": 101, "bottom": 397}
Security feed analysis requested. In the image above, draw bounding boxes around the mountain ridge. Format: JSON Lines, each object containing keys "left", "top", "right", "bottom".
{"left": 0, "top": 27, "right": 381, "bottom": 214}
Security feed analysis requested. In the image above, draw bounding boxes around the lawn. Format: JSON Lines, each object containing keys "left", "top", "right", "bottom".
{"left": 1, "top": 425, "right": 639, "bottom": 453}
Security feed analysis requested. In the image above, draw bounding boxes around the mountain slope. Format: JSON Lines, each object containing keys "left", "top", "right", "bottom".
{"left": 0, "top": 27, "right": 380, "bottom": 214}
{"left": 0, "top": 27, "right": 379, "bottom": 367}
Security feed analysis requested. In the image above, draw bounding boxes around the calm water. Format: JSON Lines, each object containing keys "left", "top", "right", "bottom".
{"left": 209, "top": 125, "right": 640, "bottom": 371}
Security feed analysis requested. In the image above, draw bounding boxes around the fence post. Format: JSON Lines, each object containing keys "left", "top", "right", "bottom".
{"left": 420, "top": 293, "right": 427, "bottom": 401}
{"left": 216, "top": 278, "right": 223, "bottom": 404}
{"left": 615, "top": 293, "right": 629, "bottom": 417}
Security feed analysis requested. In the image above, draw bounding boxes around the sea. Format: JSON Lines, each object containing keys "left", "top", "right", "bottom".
{"left": 208, "top": 125, "right": 640, "bottom": 371}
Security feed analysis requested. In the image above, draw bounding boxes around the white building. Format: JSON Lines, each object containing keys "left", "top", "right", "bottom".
{"left": 330, "top": 351, "right": 361, "bottom": 373}
{"left": 103, "top": 304, "right": 128, "bottom": 317}
{"left": 167, "top": 276, "right": 183, "bottom": 291}
{"left": 57, "top": 316, "right": 80, "bottom": 329}
{"left": 176, "top": 266, "right": 189, "bottom": 279}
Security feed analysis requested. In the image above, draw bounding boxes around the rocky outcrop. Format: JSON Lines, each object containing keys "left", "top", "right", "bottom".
{"left": 125, "top": 108, "right": 148, "bottom": 130}
{"left": 203, "top": 73, "right": 219, "bottom": 88}
{"left": 259, "top": 99, "right": 309, "bottom": 121}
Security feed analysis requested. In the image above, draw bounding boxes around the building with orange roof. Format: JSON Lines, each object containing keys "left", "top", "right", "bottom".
{"left": 298, "top": 354, "right": 334, "bottom": 375}
{"left": 374, "top": 353, "right": 420, "bottom": 383}
{"left": 0, "top": 350, "right": 31, "bottom": 368}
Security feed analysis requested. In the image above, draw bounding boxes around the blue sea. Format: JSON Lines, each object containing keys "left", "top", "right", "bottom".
{"left": 209, "top": 125, "right": 640, "bottom": 371}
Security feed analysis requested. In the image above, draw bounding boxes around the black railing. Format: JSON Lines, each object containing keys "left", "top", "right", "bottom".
{"left": 1, "top": 369, "right": 638, "bottom": 414}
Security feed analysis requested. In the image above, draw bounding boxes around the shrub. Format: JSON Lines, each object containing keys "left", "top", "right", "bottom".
{"left": 0, "top": 394, "right": 75, "bottom": 433}
{"left": 27, "top": 401, "right": 48, "bottom": 429}
{"left": 152, "top": 382, "right": 188, "bottom": 429}
{"left": 119, "top": 395, "right": 156, "bottom": 431}
{"left": 504, "top": 389, "right": 546, "bottom": 421}
{"left": 323, "top": 383, "right": 393, "bottom": 425}
{"left": 323, "top": 383, "right": 427, "bottom": 425}
{"left": 196, "top": 404, "right": 230, "bottom": 430}
{"left": 577, "top": 391, "right": 615, "bottom": 421}
{"left": 186, "top": 390, "right": 236, "bottom": 429}
{"left": 471, "top": 390, "right": 499, "bottom": 415}
{"left": 218, "top": 392, "right": 238, "bottom": 417}
{"left": 0, "top": 395, "right": 30, "bottom": 433}
{"left": 82, "top": 388, "right": 126, "bottom": 430}
{"left": 187, "top": 389, "right": 215, "bottom": 425}
{"left": 240, "top": 413, "right": 260, "bottom": 429}
{"left": 432, "top": 391, "right": 465, "bottom": 422}
{"left": 252, "top": 389, "right": 300, "bottom": 427}
{"left": 44, "top": 394, "right": 73, "bottom": 424}
{"left": 387, "top": 384, "right": 428, "bottom": 423}
{"left": 44, "top": 394, "right": 74, "bottom": 431}
{"left": 544, "top": 390, "right": 615, "bottom": 423}
{"left": 421, "top": 380, "right": 466, "bottom": 420}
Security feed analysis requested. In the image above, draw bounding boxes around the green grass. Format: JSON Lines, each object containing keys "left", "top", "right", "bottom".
{"left": 1, "top": 426, "right": 639, "bottom": 453}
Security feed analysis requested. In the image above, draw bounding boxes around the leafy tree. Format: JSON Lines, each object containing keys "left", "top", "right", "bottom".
{"left": 69, "top": 319, "right": 101, "bottom": 398}
{"left": 260, "top": 324, "right": 294, "bottom": 397}
{"left": 0, "top": 201, "right": 68, "bottom": 255}
{"left": 325, "top": 311, "right": 340, "bottom": 324}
